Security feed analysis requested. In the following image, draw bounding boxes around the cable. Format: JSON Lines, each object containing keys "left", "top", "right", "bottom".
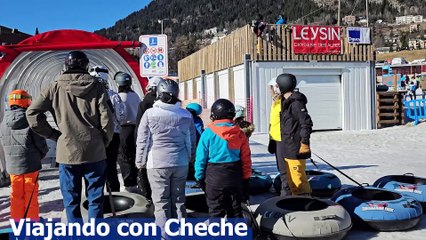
{"left": 292, "top": 5, "right": 327, "bottom": 24}
{"left": 351, "top": 0, "right": 362, "bottom": 16}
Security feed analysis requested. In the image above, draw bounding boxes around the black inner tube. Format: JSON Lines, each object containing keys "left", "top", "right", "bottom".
{"left": 276, "top": 198, "right": 329, "bottom": 211}
{"left": 390, "top": 176, "right": 426, "bottom": 185}
{"left": 352, "top": 189, "right": 401, "bottom": 201}
{"left": 186, "top": 194, "right": 209, "bottom": 213}
{"left": 82, "top": 196, "right": 135, "bottom": 213}
{"left": 306, "top": 170, "right": 325, "bottom": 176}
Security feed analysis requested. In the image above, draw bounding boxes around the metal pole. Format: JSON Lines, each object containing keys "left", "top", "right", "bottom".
{"left": 366, "top": 0, "right": 369, "bottom": 27}
{"left": 244, "top": 54, "right": 251, "bottom": 121}
{"left": 337, "top": 0, "right": 341, "bottom": 26}
{"left": 201, "top": 70, "right": 206, "bottom": 108}
{"left": 161, "top": 20, "right": 164, "bottom": 35}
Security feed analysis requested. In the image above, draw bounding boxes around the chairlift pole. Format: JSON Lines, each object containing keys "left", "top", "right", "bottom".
{"left": 337, "top": 0, "right": 341, "bottom": 26}
{"left": 366, "top": 0, "right": 369, "bottom": 27}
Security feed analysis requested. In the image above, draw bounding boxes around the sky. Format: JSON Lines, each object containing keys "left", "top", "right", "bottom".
{"left": 0, "top": 0, "right": 151, "bottom": 34}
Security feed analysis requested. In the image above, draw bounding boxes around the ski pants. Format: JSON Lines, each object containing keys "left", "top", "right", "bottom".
{"left": 275, "top": 141, "right": 291, "bottom": 196}
{"left": 205, "top": 183, "right": 243, "bottom": 218}
{"left": 106, "top": 133, "right": 120, "bottom": 191}
{"left": 10, "top": 170, "right": 39, "bottom": 220}
{"left": 118, "top": 125, "right": 138, "bottom": 187}
{"left": 285, "top": 158, "right": 311, "bottom": 195}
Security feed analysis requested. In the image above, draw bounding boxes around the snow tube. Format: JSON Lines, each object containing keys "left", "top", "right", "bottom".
{"left": 0, "top": 228, "right": 11, "bottom": 240}
{"left": 331, "top": 187, "right": 423, "bottom": 231}
{"left": 273, "top": 170, "right": 342, "bottom": 197}
{"left": 250, "top": 169, "right": 273, "bottom": 194}
{"left": 373, "top": 174, "right": 426, "bottom": 209}
{"left": 254, "top": 196, "right": 352, "bottom": 239}
{"left": 62, "top": 192, "right": 154, "bottom": 222}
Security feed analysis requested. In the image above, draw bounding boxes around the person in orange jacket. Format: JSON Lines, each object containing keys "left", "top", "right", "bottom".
{"left": 0, "top": 90, "right": 48, "bottom": 220}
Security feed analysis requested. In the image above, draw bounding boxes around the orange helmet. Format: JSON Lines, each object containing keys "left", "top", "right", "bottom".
{"left": 8, "top": 89, "right": 32, "bottom": 108}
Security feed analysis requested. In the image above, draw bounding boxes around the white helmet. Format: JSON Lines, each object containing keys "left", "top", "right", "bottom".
{"left": 268, "top": 77, "right": 281, "bottom": 95}
{"left": 146, "top": 76, "right": 163, "bottom": 92}
{"left": 89, "top": 66, "right": 109, "bottom": 88}
{"left": 235, "top": 105, "right": 245, "bottom": 119}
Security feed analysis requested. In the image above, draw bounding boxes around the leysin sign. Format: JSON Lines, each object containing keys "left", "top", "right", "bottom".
{"left": 292, "top": 26, "right": 342, "bottom": 54}
{"left": 139, "top": 34, "right": 168, "bottom": 77}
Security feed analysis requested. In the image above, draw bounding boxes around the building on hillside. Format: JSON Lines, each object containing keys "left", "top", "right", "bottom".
{"left": 0, "top": 26, "right": 31, "bottom": 45}
{"left": 396, "top": 15, "right": 424, "bottom": 25}
{"left": 178, "top": 25, "right": 375, "bottom": 131}
{"left": 376, "top": 47, "right": 391, "bottom": 54}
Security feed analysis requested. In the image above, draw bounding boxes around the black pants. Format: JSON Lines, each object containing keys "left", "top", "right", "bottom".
{"left": 137, "top": 168, "right": 152, "bottom": 200}
{"left": 106, "top": 133, "right": 121, "bottom": 191}
{"left": 205, "top": 183, "right": 243, "bottom": 218}
{"left": 117, "top": 125, "right": 138, "bottom": 187}
{"left": 276, "top": 141, "right": 291, "bottom": 196}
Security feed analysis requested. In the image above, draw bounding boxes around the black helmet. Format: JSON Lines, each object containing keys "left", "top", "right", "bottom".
{"left": 64, "top": 51, "right": 89, "bottom": 71}
{"left": 276, "top": 73, "right": 297, "bottom": 93}
{"left": 114, "top": 72, "right": 132, "bottom": 86}
{"left": 210, "top": 99, "right": 236, "bottom": 120}
{"left": 157, "top": 79, "right": 179, "bottom": 102}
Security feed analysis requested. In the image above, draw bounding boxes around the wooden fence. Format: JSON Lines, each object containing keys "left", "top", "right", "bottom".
{"left": 178, "top": 24, "right": 374, "bottom": 81}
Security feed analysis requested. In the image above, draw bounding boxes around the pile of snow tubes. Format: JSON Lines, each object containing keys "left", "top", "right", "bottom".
{"left": 250, "top": 169, "right": 273, "bottom": 194}
{"left": 331, "top": 186, "right": 423, "bottom": 231}
{"left": 254, "top": 196, "right": 352, "bottom": 240}
{"left": 373, "top": 174, "right": 426, "bottom": 209}
{"left": 273, "top": 170, "right": 342, "bottom": 197}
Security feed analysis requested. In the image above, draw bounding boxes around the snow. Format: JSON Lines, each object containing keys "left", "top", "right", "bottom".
{"left": 1, "top": 122, "right": 426, "bottom": 239}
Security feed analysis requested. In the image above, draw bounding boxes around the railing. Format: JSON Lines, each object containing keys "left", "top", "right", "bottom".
{"left": 404, "top": 97, "right": 426, "bottom": 125}
{"left": 178, "top": 24, "right": 374, "bottom": 82}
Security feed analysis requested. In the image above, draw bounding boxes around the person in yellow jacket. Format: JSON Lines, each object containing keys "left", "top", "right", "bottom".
{"left": 268, "top": 78, "right": 290, "bottom": 196}
{"left": 274, "top": 73, "right": 312, "bottom": 196}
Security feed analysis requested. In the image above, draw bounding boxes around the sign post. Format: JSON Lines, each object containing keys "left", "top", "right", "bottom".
{"left": 139, "top": 34, "right": 168, "bottom": 77}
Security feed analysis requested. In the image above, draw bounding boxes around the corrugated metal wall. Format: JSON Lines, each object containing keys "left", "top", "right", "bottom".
{"left": 251, "top": 61, "right": 374, "bottom": 132}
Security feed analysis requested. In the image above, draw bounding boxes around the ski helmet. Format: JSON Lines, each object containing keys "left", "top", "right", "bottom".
{"left": 210, "top": 99, "right": 236, "bottom": 120}
{"left": 235, "top": 105, "right": 245, "bottom": 119}
{"left": 8, "top": 89, "right": 32, "bottom": 108}
{"left": 268, "top": 77, "right": 281, "bottom": 95}
{"left": 89, "top": 66, "right": 109, "bottom": 88}
{"left": 186, "top": 103, "right": 202, "bottom": 116}
{"left": 276, "top": 73, "right": 297, "bottom": 93}
{"left": 157, "top": 79, "right": 179, "bottom": 102}
{"left": 146, "top": 76, "right": 163, "bottom": 92}
{"left": 114, "top": 72, "right": 132, "bottom": 87}
{"left": 64, "top": 51, "right": 89, "bottom": 71}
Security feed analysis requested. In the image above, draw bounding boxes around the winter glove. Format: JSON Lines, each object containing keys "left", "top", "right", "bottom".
{"left": 242, "top": 179, "right": 250, "bottom": 202}
{"left": 49, "top": 130, "right": 62, "bottom": 142}
{"left": 299, "top": 142, "right": 311, "bottom": 154}
{"left": 194, "top": 179, "right": 206, "bottom": 191}
{"left": 268, "top": 139, "right": 276, "bottom": 154}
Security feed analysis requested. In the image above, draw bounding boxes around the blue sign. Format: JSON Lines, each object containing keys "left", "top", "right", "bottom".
{"left": 158, "top": 61, "right": 165, "bottom": 68}
{"left": 157, "top": 54, "right": 164, "bottom": 61}
{"left": 149, "top": 37, "right": 158, "bottom": 46}
{"left": 150, "top": 54, "right": 157, "bottom": 61}
{"left": 348, "top": 29, "right": 361, "bottom": 43}
{"left": 144, "top": 62, "right": 150, "bottom": 69}
{"left": 143, "top": 55, "right": 150, "bottom": 61}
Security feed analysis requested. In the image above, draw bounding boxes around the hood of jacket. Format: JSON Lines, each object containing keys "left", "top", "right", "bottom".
{"left": 153, "top": 100, "right": 183, "bottom": 111}
{"left": 57, "top": 72, "right": 98, "bottom": 97}
{"left": 283, "top": 91, "right": 308, "bottom": 108}
{"left": 208, "top": 119, "right": 244, "bottom": 143}
{"left": 4, "top": 108, "right": 29, "bottom": 130}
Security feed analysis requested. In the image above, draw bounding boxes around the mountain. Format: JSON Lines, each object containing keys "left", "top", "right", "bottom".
{"left": 95, "top": 0, "right": 426, "bottom": 74}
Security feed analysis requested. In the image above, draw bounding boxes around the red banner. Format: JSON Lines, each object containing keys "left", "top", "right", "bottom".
{"left": 292, "top": 26, "right": 342, "bottom": 54}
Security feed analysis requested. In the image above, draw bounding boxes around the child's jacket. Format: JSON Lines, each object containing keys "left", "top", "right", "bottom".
{"left": 195, "top": 119, "right": 251, "bottom": 186}
{"left": 0, "top": 108, "right": 48, "bottom": 175}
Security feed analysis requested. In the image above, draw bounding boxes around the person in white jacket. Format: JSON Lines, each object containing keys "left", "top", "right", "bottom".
{"left": 135, "top": 79, "right": 195, "bottom": 235}
{"left": 89, "top": 66, "right": 126, "bottom": 191}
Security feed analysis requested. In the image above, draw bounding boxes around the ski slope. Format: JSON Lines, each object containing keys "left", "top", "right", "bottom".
{"left": 0, "top": 123, "right": 425, "bottom": 239}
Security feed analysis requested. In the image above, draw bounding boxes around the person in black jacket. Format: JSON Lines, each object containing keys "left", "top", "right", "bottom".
{"left": 276, "top": 73, "right": 313, "bottom": 196}
{"left": 134, "top": 76, "right": 163, "bottom": 201}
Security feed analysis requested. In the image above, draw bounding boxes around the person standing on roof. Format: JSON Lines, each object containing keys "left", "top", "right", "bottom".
{"left": 89, "top": 66, "right": 126, "bottom": 192}
{"left": 275, "top": 73, "right": 312, "bottom": 196}
{"left": 134, "top": 76, "right": 163, "bottom": 201}
{"left": 26, "top": 51, "right": 114, "bottom": 222}
{"left": 1, "top": 90, "right": 48, "bottom": 220}
{"left": 115, "top": 72, "right": 142, "bottom": 193}
{"left": 135, "top": 79, "right": 196, "bottom": 235}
